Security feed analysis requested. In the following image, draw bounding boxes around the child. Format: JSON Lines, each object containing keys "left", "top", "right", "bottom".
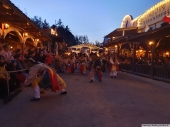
{"left": 88, "top": 68, "right": 95, "bottom": 83}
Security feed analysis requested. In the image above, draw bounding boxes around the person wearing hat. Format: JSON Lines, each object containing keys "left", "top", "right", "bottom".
{"left": 0, "top": 43, "right": 14, "bottom": 63}
{"left": 6, "top": 59, "right": 20, "bottom": 92}
{"left": 14, "top": 54, "right": 23, "bottom": 70}
{"left": 38, "top": 51, "right": 46, "bottom": 63}
{"left": 24, "top": 58, "right": 67, "bottom": 101}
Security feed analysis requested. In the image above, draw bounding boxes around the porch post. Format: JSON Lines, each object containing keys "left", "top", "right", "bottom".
{"left": 149, "top": 41, "right": 156, "bottom": 79}
{"left": 150, "top": 43, "right": 155, "bottom": 79}
{"left": 22, "top": 33, "right": 25, "bottom": 56}
{"left": 132, "top": 43, "right": 136, "bottom": 73}
{"left": 117, "top": 44, "right": 120, "bottom": 57}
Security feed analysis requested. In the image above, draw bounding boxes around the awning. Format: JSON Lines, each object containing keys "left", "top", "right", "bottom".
{"left": 0, "top": 0, "right": 52, "bottom": 42}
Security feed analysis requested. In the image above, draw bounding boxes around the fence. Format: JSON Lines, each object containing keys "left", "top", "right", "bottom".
{"left": 120, "top": 64, "right": 170, "bottom": 83}
{"left": 0, "top": 69, "right": 27, "bottom": 97}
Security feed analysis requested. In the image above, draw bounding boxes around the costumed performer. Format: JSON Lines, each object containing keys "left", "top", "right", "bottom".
{"left": 109, "top": 56, "right": 117, "bottom": 78}
{"left": 24, "top": 58, "right": 67, "bottom": 101}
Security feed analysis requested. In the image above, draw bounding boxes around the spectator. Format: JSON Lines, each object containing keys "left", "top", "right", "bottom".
{"left": 45, "top": 51, "right": 53, "bottom": 66}
{"left": 0, "top": 55, "right": 8, "bottom": 99}
{"left": 0, "top": 43, "right": 14, "bottom": 63}
{"left": 38, "top": 51, "right": 46, "bottom": 63}
{"left": 6, "top": 60, "right": 19, "bottom": 91}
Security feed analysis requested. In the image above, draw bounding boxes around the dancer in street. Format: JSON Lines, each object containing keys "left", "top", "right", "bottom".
{"left": 109, "top": 56, "right": 118, "bottom": 78}
{"left": 24, "top": 58, "right": 67, "bottom": 101}
{"left": 79, "top": 54, "right": 86, "bottom": 75}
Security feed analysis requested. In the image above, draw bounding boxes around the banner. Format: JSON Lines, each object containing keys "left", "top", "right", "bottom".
{"left": 163, "top": 15, "right": 170, "bottom": 23}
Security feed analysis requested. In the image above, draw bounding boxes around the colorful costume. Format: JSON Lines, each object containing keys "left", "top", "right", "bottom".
{"left": 24, "top": 62, "right": 67, "bottom": 101}
{"left": 109, "top": 58, "right": 117, "bottom": 78}
{"left": 95, "top": 66, "right": 102, "bottom": 82}
{"left": 80, "top": 60, "right": 86, "bottom": 75}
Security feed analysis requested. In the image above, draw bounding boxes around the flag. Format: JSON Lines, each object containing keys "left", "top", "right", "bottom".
{"left": 163, "top": 15, "right": 170, "bottom": 23}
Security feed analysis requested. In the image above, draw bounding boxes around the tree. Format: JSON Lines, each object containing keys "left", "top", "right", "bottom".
{"left": 65, "top": 25, "right": 70, "bottom": 32}
{"left": 42, "top": 19, "right": 50, "bottom": 29}
{"left": 95, "top": 41, "right": 100, "bottom": 46}
{"left": 31, "top": 16, "right": 43, "bottom": 28}
{"left": 56, "top": 19, "right": 64, "bottom": 27}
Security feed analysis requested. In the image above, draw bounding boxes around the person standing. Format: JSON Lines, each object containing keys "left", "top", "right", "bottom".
{"left": 0, "top": 44, "right": 14, "bottom": 63}
{"left": 45, "top": 51, "right": 53, "bottom": 66}
{"left": 80, "top": 54, "right": 86, "bottom": 75}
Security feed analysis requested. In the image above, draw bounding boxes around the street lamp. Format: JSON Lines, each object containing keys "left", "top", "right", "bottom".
{"left": 149, "top": 41, "right": 154, "bottom": 46}
{"left": 24, "top": 33, "right": 28, "bottom": 37}
{"left": 4, "top": 23, "right": 9, "bottom": 29}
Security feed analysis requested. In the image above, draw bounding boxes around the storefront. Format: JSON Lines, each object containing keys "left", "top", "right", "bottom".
{"left": 104, "top": 0, "right": 170, "bottom": 83}
{"left": 105, "top": 0, "right": 170, "bottom": 58}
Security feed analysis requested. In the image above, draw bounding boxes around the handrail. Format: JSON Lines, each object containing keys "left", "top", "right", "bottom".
{"left": 0, "top": 68, "right": 28, "bottom": 74}
{"left": 0, "top": 68, "right": 28, "bottom": 96}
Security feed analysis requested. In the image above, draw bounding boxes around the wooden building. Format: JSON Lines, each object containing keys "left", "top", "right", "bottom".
{"left": 0, "top": 0, "right": 52, "bottom": 52}
{"left": 104, "top": 0, "right": 170, "bottom": 83}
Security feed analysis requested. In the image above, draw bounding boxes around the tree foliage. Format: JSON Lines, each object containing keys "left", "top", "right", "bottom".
{"left": 75, "top": 35, "right": 89, "bottom": 44}
{"left": 31, "top": 17, "right": 91, "bottom": 46}
{"left": 31, "top": 16, "right": 50, "bottom": 29}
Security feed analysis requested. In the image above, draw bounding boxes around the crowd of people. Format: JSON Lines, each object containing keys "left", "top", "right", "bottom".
{"left": 53, "top": 53, "right": 120, "bottom": 82}
{"left": 1, "top": 42, "right": 170, "bottom": 103}
{"left": 0, "top": 43, "right": 66, "bottom": 102}
{"left": 7, "top": 42, "right": 170, "bottom": 102}
{"left": 0, "top": 43, "right": 122, "bottom": 102}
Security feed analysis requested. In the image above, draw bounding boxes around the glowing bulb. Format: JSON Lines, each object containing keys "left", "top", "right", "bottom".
{"left": 149, "top": 41, "right": 154, "bottom": 45}
{"left": 4, "top": 23, "right": 9, "bottom": 29}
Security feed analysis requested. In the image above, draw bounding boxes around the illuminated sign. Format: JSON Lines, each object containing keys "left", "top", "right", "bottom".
{"left": 121, "top": 0, "right": 170, "bottom": 31}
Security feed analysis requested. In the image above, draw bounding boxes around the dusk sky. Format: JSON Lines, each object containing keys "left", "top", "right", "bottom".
{"left": 11, "top": 0, "right": 160, "bottom": 43}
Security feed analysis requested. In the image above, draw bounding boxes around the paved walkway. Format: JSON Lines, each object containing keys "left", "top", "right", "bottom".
{"left": 0, "top": 71, "right": 170, "bottom": 127}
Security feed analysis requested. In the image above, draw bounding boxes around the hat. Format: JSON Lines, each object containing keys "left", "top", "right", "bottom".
{"left": 29, "top": 51, "right": 35, "bottom": 55}
{"left": 11, "top": 60, "right": 16, "bottom": 64}
{"left": 2, "top": 43, "right": 10, "bottom": 49}
{"left": 40, "top": 51, "right": 44, "bottom": 54}
{"left": 14, "top": 54, "right": 21, "bottom": 59}
{"left": 0, "top": 55, "right": 4, "bottom": 60}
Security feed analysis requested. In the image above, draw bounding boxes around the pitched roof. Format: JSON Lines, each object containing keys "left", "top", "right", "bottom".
{"left": 0, "top": 0, "right": 52, "bottom": 42}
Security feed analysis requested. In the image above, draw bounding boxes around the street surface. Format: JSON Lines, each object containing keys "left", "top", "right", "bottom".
{"left": 0, "top": 70, "right": 170, "bottom": 127}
